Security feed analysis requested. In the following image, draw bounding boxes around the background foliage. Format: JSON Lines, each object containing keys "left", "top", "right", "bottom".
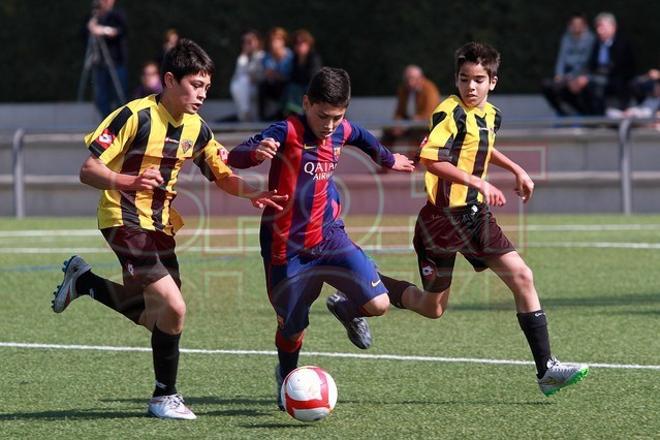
{"left": 2, "top": 0, "right": 658, "bottom": 101}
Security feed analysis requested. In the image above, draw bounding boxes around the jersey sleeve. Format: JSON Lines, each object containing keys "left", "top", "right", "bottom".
{"left": 418, "top": 109, "right": 458, "bottom": 162}
{"left": 227, "top": 121, "right": 288, "bottom": 169}
{"left": 192, "top": 123, "right": 233, "bottom": 181}
{"left": 84, "top": 106, "right": 136, "bottom": 164}
{"left": 345, "top": 121, "right": 395, "bottom": 168}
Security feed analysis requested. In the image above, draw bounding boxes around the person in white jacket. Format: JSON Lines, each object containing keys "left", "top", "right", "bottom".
{"left": 230, "top": 30, "right": 265, "bottom": 122}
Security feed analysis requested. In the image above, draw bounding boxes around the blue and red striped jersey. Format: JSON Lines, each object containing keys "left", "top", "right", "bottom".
{"left": 228, "top": 114, "right": 395, "bottom": 264}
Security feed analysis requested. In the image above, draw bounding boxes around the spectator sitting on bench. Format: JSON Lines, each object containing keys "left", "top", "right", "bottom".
{"left": 541, "top": 14, "right": 595, "bottom": 116}
{"left": 570, "top": 12, "right": 635, "bottom": 115}
{"left": 380, "top": 65, "right": 440, "bottom": 168}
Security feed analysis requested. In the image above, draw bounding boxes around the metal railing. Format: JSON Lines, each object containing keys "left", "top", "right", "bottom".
{"left": 7, "top": 116, "right": 659, "bottom": 218}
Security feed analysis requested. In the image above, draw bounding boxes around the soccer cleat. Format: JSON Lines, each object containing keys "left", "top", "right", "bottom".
{"left": 148, "top": 393, "right": 197, "bottom": 420}
{"left": 275, "top": 364, "right": 285, "bottom": 411}
{"left": 538, "top": 357, "right": 589, "bottom": 396}
{"left": 51, "top": 255, "right": 92, "bottom": 313}
{"left": 326, "top": 291, "right": 372, "bottom": 349}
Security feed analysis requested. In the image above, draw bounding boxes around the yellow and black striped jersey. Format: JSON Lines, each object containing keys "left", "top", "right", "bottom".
{"left": 84, "top": 94, "right": 232, "bottom": 235}
{"left": 418, "top": 95, "right": 502, "bottom": 208}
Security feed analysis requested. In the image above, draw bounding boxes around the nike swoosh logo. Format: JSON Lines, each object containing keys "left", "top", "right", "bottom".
{"left": 371, "top": 279, "right": 382, "bottom": 287}
{"left": 303, "top": 144, "right": 316, "bottom": 150}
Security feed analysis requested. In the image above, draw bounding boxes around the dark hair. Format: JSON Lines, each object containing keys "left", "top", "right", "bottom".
{"left": 161, "top": 38, "right": 214, "bottom": 84}
{"left": 455, "top": 42, "right": 500, "bottom": 79}
{"left": 568, "top": 13, "right": 588, "bottom": 23}
{"left": 241, "top": 29, "right": 261, "bottom": 44}
{"left": 293, "top": 29, "right": 315, "bottom": 48}
{"left": 306, "top": 67, "right": 351, "bottom": 107}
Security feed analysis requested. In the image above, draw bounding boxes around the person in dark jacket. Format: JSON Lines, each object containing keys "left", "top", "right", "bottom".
{"left": 569, "top": 12, "right": 635, "bottom": 115}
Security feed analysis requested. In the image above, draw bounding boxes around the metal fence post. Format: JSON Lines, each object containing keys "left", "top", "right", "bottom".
{"left": 618, "top": 118, "right": 633, "bottom": 215}
{"left": 12, "top": 128, "right": 26, "bottom": 218}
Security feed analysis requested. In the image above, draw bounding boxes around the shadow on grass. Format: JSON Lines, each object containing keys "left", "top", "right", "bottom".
{"left": 447, "top": 292, "right": 660, "bottom": 312}
{"left": 101, "top": 396, "right": 274, "bottom": 406}
{"left": 240, "top": 422, "right": 309, "bottom": 429}
{"left": 340, "top": 399, "right": 553, "bottom": 406}
{"left": 0, "top": 409, "right": 142, "bottom": 421}
{"left": 100, "top": 395, "right": 276, "bottom": 417}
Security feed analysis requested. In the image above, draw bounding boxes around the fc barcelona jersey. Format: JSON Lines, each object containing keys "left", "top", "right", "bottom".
{"left": 228, "top": 115, "right": 395, "bottom": 264}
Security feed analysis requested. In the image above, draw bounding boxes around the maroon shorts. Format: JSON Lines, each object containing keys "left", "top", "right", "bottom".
{"left": 413, "top": 202, "right": 515, "bottom": 292}
{"left": 101, "top": 227, "right": 181, "bottom": 290}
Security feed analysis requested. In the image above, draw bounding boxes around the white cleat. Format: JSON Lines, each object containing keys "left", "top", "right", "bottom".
{"left": 148, "top": 394, "right": 197, "bottom": 420}
{"left": 538, "top": 357, "right": 589, "bottom": 396}
{"left": 51, "top": 255, "right": 92, "bottom": 313}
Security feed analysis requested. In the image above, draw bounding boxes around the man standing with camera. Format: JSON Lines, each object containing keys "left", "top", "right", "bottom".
{"left": 85, "top": 0, "right": 128, "bottom": 117}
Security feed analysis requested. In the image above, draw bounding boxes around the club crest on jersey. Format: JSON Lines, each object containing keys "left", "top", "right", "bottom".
{"left": 180, "top": 139, "right": 193, "bottom": 153}
{"left": 96, "top": 129, "right": 115, "bottom": 150}
{"left": 333, "top": 146, "right": 342, "bottom": 158}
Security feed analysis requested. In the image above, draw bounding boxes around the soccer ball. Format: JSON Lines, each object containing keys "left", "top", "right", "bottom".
{"left": 280, "top": 366, "right": 338, "bottom": 422}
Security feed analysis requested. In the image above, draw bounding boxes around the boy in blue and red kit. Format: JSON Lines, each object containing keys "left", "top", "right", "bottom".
{"left": 228, "top": 67, "right": 415, "bottom": 408}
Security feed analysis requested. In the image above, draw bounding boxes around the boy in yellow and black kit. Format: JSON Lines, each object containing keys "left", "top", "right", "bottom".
{"left": 379, "top": 42, "right": 589, "bottom": 396}
{"left": 51, "top": 39, "right": 286, "bottom": 420}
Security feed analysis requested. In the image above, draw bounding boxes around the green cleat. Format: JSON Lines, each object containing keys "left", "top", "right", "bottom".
{"left": 538, "top": 357, "right": 589, "bottom": 396}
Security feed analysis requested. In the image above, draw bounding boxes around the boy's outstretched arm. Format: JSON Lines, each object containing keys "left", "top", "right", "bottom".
{"left": 346, "top": 122, "right": 415, "bottom": 172}
{"left": 489, "top": 148, "right": 535, "bottom": 203}
{"left": 215, "top": 174, "right": 288, "bottom": 210}
{"left": 420, "top": 158, "right": 506, "bottom": 207}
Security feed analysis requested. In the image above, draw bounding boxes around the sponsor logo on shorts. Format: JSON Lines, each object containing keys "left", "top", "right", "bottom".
{"left": 126, "top": 263, "right": 135, "bottom": 277}
{"left": 421, "top": 264, "right": 435, "bottom": 278}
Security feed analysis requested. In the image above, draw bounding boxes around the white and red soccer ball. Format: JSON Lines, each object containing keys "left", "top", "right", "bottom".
{"left": 280, "top": 366, "right": 338, "bottom": 422}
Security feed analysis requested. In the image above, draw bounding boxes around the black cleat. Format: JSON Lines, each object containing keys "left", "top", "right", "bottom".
{"left": 326, "top": 291, "right": 372, "bottom": 349}
{"left": 52, "top": 255, "right": 91, "bottom": 313}
{"left": 275, "top": 364, "right": 285, "bottom": 411}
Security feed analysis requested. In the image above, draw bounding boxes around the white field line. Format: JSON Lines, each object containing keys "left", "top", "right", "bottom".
{"left": 2, "top": 242, "right": 660, "bottom": 254}
{"left": 2, "top": 223, "right": 660, "bottom": 238}
{"left": 1, "top": 342, "right": 658, "bottom": 371}
{"left": 2, "top": 224, "right": 660, "bottom": 253}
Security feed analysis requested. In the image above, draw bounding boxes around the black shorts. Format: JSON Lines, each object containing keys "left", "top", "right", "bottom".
{"left": 413, "top": 202, "right": 515, "bottom": 292}
{"left": 101, "top": 227, "right": 181, "bottom": 290}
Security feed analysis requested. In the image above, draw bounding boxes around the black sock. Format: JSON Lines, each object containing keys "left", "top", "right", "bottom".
{"left": 151, "top": 325, "right": 181, "bottom": 397}
{"left": 276, "top": 330, "right": 302, "bottom": 378}
{"left": 379, "top": 273, "right": 415, "bottom": 309}
{"left": 76, "top": 271, "right": 145, "bottom": 324}
{"left": 517, "top": 310, "right": 552, "bottom": 378}
{"left": 278, "top": 349, "right": 301, "bottom": 379}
